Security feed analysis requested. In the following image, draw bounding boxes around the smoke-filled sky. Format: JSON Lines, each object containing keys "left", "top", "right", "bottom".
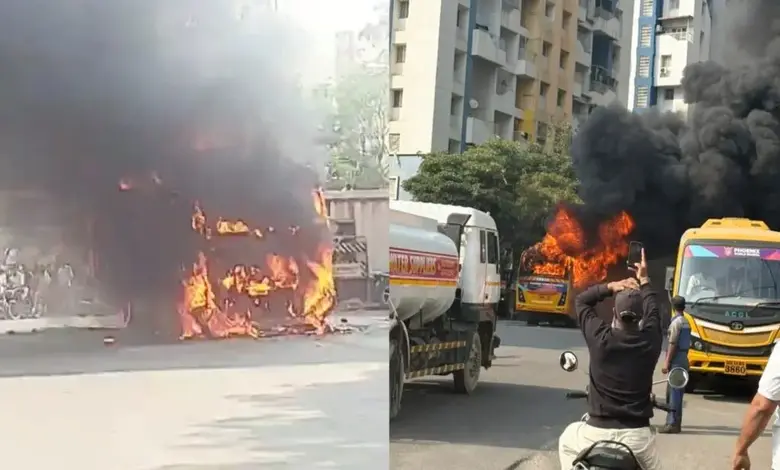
{"left": 572, "top": 0, "right": 780, "bottom": 254}
{"left": 0, "top": 1, "right": 328, "bottom": 318}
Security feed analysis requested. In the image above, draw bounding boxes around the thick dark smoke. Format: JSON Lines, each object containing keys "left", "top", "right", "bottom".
{"left": 0, "top": 1, "right": 327, "bottom": 334}
{"left": 572, "top": 0, "right": 780, "bottom": 254}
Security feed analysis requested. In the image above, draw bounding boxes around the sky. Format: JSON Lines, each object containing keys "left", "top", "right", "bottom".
{"left": 276, "top": 0, "right": 386, "bottom": 85}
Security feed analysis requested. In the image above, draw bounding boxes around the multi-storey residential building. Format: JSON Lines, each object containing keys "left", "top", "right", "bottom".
{"left": 627, "top": 0, "right": 713, "bottom": 113}
{"left": 388, "top": 0, "right": 629, "bottom": 199}
{"left": 573, "top": 0, "right": 633, "bottom": 129}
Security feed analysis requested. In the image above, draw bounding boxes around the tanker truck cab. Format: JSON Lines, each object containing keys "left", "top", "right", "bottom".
{"left": 388, "top": 201, "right": 501, "bottom": 419}
{"left": 666, "top": 218, "right": 780, "bottom": 392}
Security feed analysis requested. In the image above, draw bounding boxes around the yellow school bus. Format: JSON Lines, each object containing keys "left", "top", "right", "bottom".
{"left": 515, "top": 267, "right": 574, "bottom": 327}
{"left": 668, "top": 218, "right": 780, "bottom": 390}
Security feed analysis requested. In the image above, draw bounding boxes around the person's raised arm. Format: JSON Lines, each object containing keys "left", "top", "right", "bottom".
{"left": 576, "top": 280, "right": 630, "bottom": 345}
{"left": 633, "top": 249, "right": 662, "bottom": 341}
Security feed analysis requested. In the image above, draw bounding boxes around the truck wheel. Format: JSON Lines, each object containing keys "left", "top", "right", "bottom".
{"left": 454, "top": 332, "right": 482, "bottom": 394}
{"left": 390, "top": 339, "right": 404, "bottom": 420}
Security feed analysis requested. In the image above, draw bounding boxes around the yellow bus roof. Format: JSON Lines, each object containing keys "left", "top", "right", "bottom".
{"left": 680, "top": 218, "right": 780, "bottom": 244}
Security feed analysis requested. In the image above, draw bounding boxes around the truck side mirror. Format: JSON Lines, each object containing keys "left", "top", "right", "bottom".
{"left": 664, "top": 266, "right": 675, "bottom": 291}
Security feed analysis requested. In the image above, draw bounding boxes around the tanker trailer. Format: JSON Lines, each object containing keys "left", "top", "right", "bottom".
{"left": 389, "top": 201, "right": 501, "bottom": 420}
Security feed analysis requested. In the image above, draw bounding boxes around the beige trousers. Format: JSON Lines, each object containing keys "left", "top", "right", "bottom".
{"left": 558, "top": 421, "right": 662, "bottom": 470}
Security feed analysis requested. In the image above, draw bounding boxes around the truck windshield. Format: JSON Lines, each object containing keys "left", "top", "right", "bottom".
{"left": 677, "top": 244, "right": 780, "bottom": 305}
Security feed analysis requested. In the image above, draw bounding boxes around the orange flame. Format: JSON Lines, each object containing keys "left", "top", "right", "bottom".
{"left": 529, "top": 206, "right": 635, "bottom": 287}
{"left": 119, "top": 178, "right": 336, "bottom": 339}
{"left": 177, "top": 199, "right": 336, "bottom": 339}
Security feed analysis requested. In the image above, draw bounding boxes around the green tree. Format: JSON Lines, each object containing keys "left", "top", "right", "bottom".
{"left": 311, "top": 2, "right": 389, "bottom": 190}
{"left": 402, "top": 121, "right": 579, "bottom": 251}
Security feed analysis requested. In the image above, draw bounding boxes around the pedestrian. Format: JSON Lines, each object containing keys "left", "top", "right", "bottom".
{"left": 658, "top": 295, "right": 691, "bottom": 434}
{"left": 731, "top": 343, "right": 780, "bottom": 469}
{"left": 558, "top": 248, "right": 664, "bottom": 470}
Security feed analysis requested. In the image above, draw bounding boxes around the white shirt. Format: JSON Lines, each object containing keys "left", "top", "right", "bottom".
{"left": 758, "top": 345, "right": 780, "bottom": 469}
{"left": 686, "top": 273, "right": 717, "bottom": 298}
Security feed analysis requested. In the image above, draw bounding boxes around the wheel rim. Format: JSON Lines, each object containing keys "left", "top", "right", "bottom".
{"left": 468, "top": 339, "right": 481, "bottom": 380}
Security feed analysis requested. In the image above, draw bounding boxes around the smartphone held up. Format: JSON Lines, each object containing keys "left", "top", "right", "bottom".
{"left": 627, "top": 241, "right": 643, "bottom": 269}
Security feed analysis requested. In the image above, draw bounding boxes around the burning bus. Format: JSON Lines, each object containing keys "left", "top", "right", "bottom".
{"left": 517, "top": 206, "right": 635, "bottom": 326}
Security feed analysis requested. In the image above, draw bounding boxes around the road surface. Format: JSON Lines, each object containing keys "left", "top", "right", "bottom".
{"left": 391, "top": 320, "right": 773, "bottom": 469}
{"left": 0, "top": 312, "right": 388, "bottom": 470}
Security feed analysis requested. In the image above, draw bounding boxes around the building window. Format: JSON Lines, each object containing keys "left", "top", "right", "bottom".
{"left": 640, "top": 25, "right": 652, "bottom": 47}
{"left": 637, "top": 56, "right": 650, "bottom": 77}
{"left": 542, "top": 41, "right": 552, "bottom": 57}
{"left": 395, "top": 44, "right": 406, "bottom": 63}
{"left": 641, "top": 0, "right": 653, "bottom": 16}
{"left": 562, "top": 11, "right": 572, "bottom": 31}
{"left": 537, "top": 122, "right": 549, "bottom": 144}
{"left": 398, "top": 0, "right": 409, "bottom": 19}
{"left": 388, "top": 133, "right": 401, "bottom": 152}
{"left": 635, "top": 86, "right": 649, "bottom": 107}
{"left": 559, "top": 50, "right": 569, "bottom": 69}
{"left": 545, "top": 1, "right": 555, "bottom": 18}
{"left": 540, "top": 82, "right": 549, "bottom": 98}
{"left": 557, "top": 89, "right": 566, "bottom": 107}
{"left": 664, "top": 88, "right": 675, "bottom": 100}
{"left": 392, "top": 89, "right": 404, "bottom": 107}
{"left": 660, "top": 54, "right": 671, "bottom": 76}
{"left": 668, "top": 0, "right": 679, "bottom": 10}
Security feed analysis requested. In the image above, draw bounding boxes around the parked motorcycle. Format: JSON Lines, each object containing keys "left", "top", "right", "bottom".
{"left": 0, "top": 265, "right": 38, "bottom": 320}
{"left": 558, "top": 350, "right": 689, "bottom": 470}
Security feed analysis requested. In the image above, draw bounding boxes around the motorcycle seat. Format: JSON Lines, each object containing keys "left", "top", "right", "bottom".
{"left": 574, "top": 440, "right": 639, "bottom": 470}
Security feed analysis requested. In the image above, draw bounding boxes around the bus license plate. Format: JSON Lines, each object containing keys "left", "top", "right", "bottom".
{"left": 724, "top": 361, "right": 747, "bottom": 376}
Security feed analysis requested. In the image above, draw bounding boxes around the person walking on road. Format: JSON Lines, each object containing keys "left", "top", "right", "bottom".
{"left": 732, "top": 342, "right": 780, "bottom": 469}
{"left": 658, "top": 295, "right": 690, "bottom": 434}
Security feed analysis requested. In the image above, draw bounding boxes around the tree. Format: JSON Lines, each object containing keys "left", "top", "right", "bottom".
{"left": 402, "top": 121, "right": 579, "bottom": 251}
{"left": 311, "top": 2, "right": 389, "bottom": 190}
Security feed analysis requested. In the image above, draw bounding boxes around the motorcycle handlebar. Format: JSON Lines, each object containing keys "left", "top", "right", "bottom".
{"left": 653, "top": 399, "right": 674, "bottom": 413}
{"left": 565, "top": 391, "right": 675, "bottom": 413}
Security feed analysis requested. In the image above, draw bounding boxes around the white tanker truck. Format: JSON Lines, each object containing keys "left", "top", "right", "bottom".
{"left": 389, "top": 201, "right": 501, "bottom": 419}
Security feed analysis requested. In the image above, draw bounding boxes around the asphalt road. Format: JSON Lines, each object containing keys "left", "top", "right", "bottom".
{"left": 0, "top": 312, "right": 388, "bottom": 470}
{"left": 391, "top": 320, "right": 774, "bottom": 470}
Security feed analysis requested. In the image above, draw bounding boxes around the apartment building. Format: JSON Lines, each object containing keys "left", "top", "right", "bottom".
{"left": 627, "top": 0, "right": 713, "bottom": 113}
{"left": 387, "top": 0, "right": 630, "bottom": 158}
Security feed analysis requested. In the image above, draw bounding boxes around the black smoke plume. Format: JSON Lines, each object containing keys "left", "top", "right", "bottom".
{"left": 572, "top": 0, "right": 780, "bottom": 255}
{"left": 0, "top": 1, "right": 326, "bottom": 336}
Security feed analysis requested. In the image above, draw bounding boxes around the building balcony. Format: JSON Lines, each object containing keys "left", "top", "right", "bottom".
{"left": 586, "top": 65, "right": 617, "bottom": 105}
{"left": 572, "top": 81, "right": 583, "bottom": 97}
{"left": 391, "top": 62, "right": 404, "bottom": 76}
{"left": 500, "top": 8, "right": 523, "bottom": 34}
{"left": 515, "top": 58, "right": 536, "bottom": 78}
{"left": 394, "top": 18, "right": 406, "bottom": 31}
{"left": 390, "top": 107, "right": 401, "bottom": 121}
{"left": 575, "top": 41, "right": 591, "bottom": 65}
{"left": 494, "top": 90, "right": 516, "bottom": 116}
{"left": 472, "top": 28, "right": 505, "bottom": 66}
{"left": 465, "top": 116, "right": 494, "bottom": 145}
{"left": 592, "top": 8, "right": 620, "bottom": 40}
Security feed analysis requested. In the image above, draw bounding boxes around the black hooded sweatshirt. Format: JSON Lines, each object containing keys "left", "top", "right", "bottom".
{"left": 575, "top": 283, "right": 663, "bottom": 429}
